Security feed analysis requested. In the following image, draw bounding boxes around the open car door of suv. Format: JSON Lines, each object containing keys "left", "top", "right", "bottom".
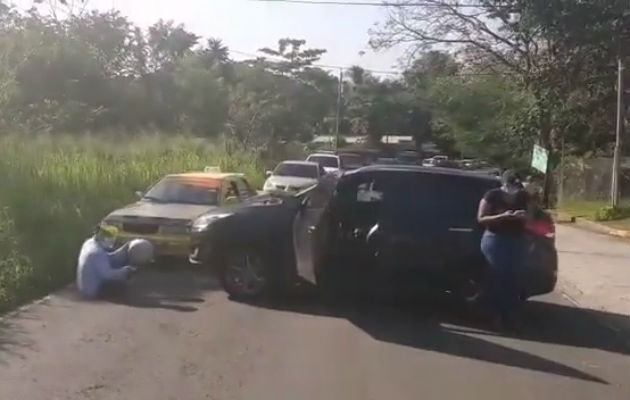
{"left": 292, "top": 182, "right": 334, "bottom": 284}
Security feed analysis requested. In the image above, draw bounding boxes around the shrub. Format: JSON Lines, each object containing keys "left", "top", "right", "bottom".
{"left": 594, "top": 206, "right": 630, "bottom": 222}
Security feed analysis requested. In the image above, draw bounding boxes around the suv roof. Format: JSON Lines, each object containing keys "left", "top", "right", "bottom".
{"left": 348, "top": 164, "right": 500, "bottom": 183}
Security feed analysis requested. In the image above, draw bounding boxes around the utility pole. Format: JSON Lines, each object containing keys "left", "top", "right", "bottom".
{"left": 334, "top": 68, "right": 343, "bottom": 151}
{"left": 611, "top": 58, "right": 624, "bottom": 207}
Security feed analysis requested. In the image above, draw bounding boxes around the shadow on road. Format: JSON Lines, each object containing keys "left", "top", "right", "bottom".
{"left": 242, "top": 292, "right": 628, "bottom": 385}
{"left": 61, "top": 264, "right": 219, "bottom": 312}
{"left": 0, "top": 318, "right": 34, "bottom": 365}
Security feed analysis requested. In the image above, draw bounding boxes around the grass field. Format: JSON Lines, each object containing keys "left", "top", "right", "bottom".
{"left": 0, "top": 134, "right": 265, "bottom": 312}
{"left": 557, "top": 200, "right": 630, "bottom": 219}
{"left": 556, "top": 199, "right": 630, "bottom": 232}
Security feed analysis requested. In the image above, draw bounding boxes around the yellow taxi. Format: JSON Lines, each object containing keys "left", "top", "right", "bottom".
{"left": 101, "top": 168, "right": 256, "bottom": 258}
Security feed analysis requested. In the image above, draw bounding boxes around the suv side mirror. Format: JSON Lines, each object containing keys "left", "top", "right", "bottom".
{"left": 299, "top": 196, "right": 311, "bottom": 213}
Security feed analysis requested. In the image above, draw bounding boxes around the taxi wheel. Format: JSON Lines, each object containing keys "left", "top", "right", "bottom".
{"left": 220, "top": 248, "right": 273, "bottom": 300}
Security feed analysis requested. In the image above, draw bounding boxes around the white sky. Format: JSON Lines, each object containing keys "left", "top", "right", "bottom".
{"left": 12, "top": 0, "right": 408, "bottom": 73}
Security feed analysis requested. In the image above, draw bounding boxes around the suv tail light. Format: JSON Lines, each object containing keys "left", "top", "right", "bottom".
{"left": 526, "top": 219, "right": 555, "bottom": 239}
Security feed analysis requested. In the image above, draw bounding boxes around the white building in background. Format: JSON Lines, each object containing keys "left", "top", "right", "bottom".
{"left": 311, "top": 135, "right": 439, "bottom": 154}
{"left": 311, "top": 135, "right": 367, "bottom": 145}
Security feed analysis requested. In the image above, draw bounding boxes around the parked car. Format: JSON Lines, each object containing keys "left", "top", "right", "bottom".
{"left": 194, "top": 165, "right": 557, "bottom": 302}
{"left": 101, "top": 170, "right": 256, "bottom": 258}
{"left": 422, "top": 155, "right": 448, "bottom": 167}
{"left": 306, "top": 153, "right": 342, "bottom": 175}
{"left": 263, "top": 161, "right": 325, "bottom": 193}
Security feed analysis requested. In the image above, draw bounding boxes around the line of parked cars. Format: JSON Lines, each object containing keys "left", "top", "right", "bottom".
{"left": 101, "top": 151, "right": 557, "bottom": 306}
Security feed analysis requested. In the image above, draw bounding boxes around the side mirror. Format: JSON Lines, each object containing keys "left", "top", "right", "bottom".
{"left": 266, "top": 170, "right": 273, "bottom": 177}
{"left": 299, "top": 196, "right": 311, "bottom": 213}
{"left": 135, "top": 191, "right": 144, "bottom": 199}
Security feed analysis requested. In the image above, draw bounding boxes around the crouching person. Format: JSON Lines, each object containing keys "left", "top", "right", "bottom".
{"left": 76, "top": 224, "right": 153, "bottom": 299}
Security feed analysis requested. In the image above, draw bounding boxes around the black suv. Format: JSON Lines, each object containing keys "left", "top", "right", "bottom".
{"left": 190, "top": 165, "right": 557, "bottom": 302}
{"left": 317, "top": 165, "right": 557, "bottom": 300}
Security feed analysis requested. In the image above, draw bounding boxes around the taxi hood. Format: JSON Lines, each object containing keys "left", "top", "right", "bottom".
{"left": 107, "top": 201, "right": 217, "bottom": 221}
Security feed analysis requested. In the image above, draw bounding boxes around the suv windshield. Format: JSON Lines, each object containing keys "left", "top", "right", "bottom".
{"left": 144, "top": 177, "right": 219, "bottom": 205}
{"left": 274, "top": 163, "right": 318, "bottom": 178}
{"left": 308, "top": 155, "right": 339, "bottom": 168}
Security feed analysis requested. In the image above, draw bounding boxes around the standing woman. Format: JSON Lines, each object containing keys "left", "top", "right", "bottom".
{"left": 477, "top": 170, "right": 529, "bottom": 330}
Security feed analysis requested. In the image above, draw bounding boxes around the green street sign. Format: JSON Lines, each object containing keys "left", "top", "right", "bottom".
{"left": 531, "top": 144, "right": 548, "bottom": 173}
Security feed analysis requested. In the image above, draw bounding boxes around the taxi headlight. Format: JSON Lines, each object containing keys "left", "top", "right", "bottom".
{"left": 191, "top": 213, "right": 231, "bottom": 232}
{"left": 102, "top": 218, "right": 123, "bottom": 230}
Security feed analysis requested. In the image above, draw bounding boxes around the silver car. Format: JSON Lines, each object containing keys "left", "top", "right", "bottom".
{"left": 263, "top": 161, "right": 326, "bottom": 193}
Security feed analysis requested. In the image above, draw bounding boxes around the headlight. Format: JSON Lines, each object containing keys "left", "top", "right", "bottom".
{"left": 102, "top": 218, "right": 123, "bottom": 229}
{"left": 191, "top": 213, "right": 231, "bottom": 232}
{"left": 263, "top": 181, "right": 275, "bottom": 191}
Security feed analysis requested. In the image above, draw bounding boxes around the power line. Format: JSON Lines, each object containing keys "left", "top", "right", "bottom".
{"left": 246, "top": 0, "right": 502, "bottom": 8}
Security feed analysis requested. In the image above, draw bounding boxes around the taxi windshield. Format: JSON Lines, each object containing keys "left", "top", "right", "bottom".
{"left": 144, "top": 177, "right": 219, "bottom": 205}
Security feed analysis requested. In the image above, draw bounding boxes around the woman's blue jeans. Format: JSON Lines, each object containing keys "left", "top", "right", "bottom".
{"left": 480, "top": 231, "right": 526, "bottom": 319}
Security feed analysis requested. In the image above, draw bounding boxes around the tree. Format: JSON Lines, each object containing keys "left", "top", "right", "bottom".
{"left": 372, "top": 0, "right": 629, "bottom": 171}
{"left": 202, "top": 38, "right": 229, "bottom": 66}
{"left": 146, "top": 20, "right": 199, "bottom": 72}
{"left": 258, "top": 38, "right": 326, "bottom": 76}
{"left": 429, "top": 75, "right": 535, "bottom": 166}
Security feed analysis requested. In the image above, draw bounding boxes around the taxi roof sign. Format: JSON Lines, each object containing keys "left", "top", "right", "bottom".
{"left": 204, "top": 166, "right": 221, "bottom": 173}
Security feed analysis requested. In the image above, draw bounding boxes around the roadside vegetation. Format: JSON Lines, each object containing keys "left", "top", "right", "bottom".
{"left": 0, "top": 134, "right": 264, "bottom": 312}
{"left": 557, "top": 200, "right": 630, "bottom": 230}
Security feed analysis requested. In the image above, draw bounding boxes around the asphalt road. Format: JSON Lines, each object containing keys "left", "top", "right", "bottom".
{"left": 1, "top": 243, "right": 629, "bottom": 399}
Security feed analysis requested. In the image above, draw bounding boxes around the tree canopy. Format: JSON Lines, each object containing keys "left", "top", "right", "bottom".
{"left": 0, "top": 1, "right": 626, "bottom": 169}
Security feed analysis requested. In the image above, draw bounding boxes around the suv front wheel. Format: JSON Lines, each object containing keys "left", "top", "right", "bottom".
{"left": 220, "top": 248, "right": 271, "bottom": 300}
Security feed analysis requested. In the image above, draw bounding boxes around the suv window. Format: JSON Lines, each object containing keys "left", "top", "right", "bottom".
{"left": 356, "top": 181, "right": 383, "bottom": 203}
{"left": 334, "top": 176, "right": 384, "bottom": 232}
{"left": 436, "top": 176, "right": 494, "bottom": 226}
{"left": 381, "top": 173, "right": 497, "bottom": 233}
{"left": 382, "top": 174, "right": 442, "bottom": 235}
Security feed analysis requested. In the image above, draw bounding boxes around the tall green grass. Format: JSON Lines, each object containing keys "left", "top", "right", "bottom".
{"left": 0, "top": 133, "right": 264, "bottom": 312}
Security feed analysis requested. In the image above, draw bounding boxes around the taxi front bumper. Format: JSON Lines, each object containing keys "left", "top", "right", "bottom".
{"left": 117, "top": 232, "right": 191, "bottom": 258}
